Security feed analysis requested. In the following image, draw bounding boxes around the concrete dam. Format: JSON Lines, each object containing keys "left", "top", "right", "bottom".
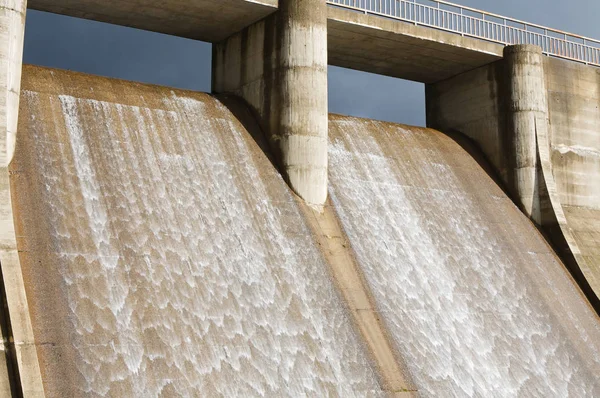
{"left": 8, "top": 64, "right": 600, "bottom": 397}
{"left": 2, "top": 0, "right": 600, "bottom": 397}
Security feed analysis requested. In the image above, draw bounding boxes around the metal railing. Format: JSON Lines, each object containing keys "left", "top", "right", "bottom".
{"left": 327, "top": 0, "right": 600, "bottom": 66}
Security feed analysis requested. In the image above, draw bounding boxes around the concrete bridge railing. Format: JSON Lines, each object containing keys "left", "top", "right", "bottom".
{"left": 327, "top": 0, "right": 600, "bottom": 66}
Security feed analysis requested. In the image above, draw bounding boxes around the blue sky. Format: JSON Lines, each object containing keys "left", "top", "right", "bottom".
{"left": 23, "top": 0, "right": 600, "bottom": 127}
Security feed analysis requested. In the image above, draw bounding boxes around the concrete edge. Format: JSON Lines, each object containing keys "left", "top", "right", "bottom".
{"left": 1, "top": 1, "right": 46, "bottom": 396}
{"left": 536, "top": 115, "right": 600, "bottom": 314}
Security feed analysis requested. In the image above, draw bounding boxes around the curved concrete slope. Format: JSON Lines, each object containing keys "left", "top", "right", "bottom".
{"left": 13, "top": 66, "right": 382, "bottom": 397}
{"left": 10, "top": 65, "right": 600, "bottom": 397}
{"left": 328, "top": 115, "right": 600, "bottom": 396}
{"left": 544, "top": 57, "right": 600, "bottom": 303}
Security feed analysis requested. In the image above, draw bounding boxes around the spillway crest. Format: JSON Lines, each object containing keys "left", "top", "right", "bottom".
{"left": 328, "top": 115, "right": 600, "bottom": 396}
{"left": 13, "top": 67, "right": 382, "bottom": 397}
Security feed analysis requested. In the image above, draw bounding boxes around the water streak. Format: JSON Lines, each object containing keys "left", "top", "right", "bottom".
{"left": 328, "top": 116, "right": 600, "bottom": 397}
{"left": 20, "top": 87, "right": 381, "bottom": 397}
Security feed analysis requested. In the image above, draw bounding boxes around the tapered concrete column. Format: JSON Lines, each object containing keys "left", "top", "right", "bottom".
{"left": 504, "top": 45, "right": 548, "bottom": 222}
{"left": 213, "top": 0, "right": 328, "bottom": 206}
{"left": 1, "top": 1, "right": 45, "bottom": 396}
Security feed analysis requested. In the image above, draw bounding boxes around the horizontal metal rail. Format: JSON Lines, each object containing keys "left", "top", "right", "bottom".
{"left": 327, "top": 0, "right": 600, "bottom": 67}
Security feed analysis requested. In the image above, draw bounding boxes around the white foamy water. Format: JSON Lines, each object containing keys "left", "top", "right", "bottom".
{"left": 22, "top": 90, "right": 382, "bottom": 397}
{"left": 328, "top": 116, "right": 600, "bottom": 397}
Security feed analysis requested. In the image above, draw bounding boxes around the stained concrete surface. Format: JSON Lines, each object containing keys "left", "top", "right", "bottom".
{"left": 502, "top": 45, "right": 548, "bottom": 222}
{"left": 0, "top": 1, "right": 45, "bottom": 396}
{"left": 544, "top": 56, "right": 600, "bottom": 304}
{"left": 213, "top": 0, "right": 329, "bottom": 206}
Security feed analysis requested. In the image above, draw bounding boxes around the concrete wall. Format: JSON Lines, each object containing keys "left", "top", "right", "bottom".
{"left": 213, "top": 0, "right": 328, "bottom": 206}
{"left": 426, "top": 60, "right": 506, "bottom": 183}
{"left": 545, "top": 57, "right": 600, "bottom": 209}
{"left": 426, "top": 50, "right": 600, "bottom": 311}
{"left": 543, "top": 56, "right": 600, "bottom": 306}
{"left": 0, "top": 1, "right": 45, "bottom": 396}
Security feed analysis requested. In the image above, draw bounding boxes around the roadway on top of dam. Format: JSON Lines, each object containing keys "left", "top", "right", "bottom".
{"left": 27, "top": 0, "right": 599, "bottom": 83}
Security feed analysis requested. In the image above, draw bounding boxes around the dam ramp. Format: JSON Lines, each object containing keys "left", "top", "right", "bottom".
{"left": 7, "top": 65, "right": 600, "bottom": 396}
{"left": 327, "top": 115, "right": 600, "bottom": 396}
{"left": 13, "top": 66, "right": 382, "bottom": 397}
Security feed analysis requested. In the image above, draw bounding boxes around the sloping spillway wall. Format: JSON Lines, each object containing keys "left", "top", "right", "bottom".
{"left": 544, "top": 57, "right": 600, "bottom": 299}
{"left": 9, "top": 65, "right": 600, "bottom": 396}
{"left": 327, "top": 116, "right": 600, "bottom": 396}
{"left": 13, "top": 66, "right": 382, "bottom": 397}
{"left": 426, "top": 56, "right": 600, "bottom": 307}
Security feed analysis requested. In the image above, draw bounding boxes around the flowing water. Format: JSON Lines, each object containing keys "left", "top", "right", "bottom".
{"left": 328, "top": 115, "right": 600, "bottom": 397}
{"left": 14, "top": 67, "right": 381, "bottom": 397}
{"left": 12, "top": 66, "right": 600, "bottom": 397}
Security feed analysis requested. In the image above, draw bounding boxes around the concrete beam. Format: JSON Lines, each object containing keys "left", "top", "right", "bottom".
{"left": 327, "top": 5, "right": 503, "bottom": 83}
{"left": 213, "top": 0, "right": 328, "bottom": 206}
{"left": 0, "top": 1, "right": 45, "bottom": 396}
{"left": 28, "top": 0, "right": 278, "bottom": 42}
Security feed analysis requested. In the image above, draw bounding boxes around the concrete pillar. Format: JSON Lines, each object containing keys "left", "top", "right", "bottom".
{"left": 2, "top": 0, "right": 27, "bottom": 167}
{"left": 1, "top": 1, "right": 45, "bottom": 396}
{"left": 213, "top": 0, "right": 328, "bottom": 206}
{"left": 504, "top": 44, "right": 548, "bottom": 223}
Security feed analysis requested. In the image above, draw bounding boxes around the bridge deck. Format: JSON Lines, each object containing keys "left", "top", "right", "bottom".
{"left": 28, "top": 0, "right": 593, "bottom": 83}
{"left": 328, "top": 6, "right": 502, "bottom": 83}
{"left": 27, "top": 0, "right": 279, "bottom": 42}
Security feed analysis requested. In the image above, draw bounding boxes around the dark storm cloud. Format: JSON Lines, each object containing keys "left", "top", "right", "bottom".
{"left": 23, "top": 0, "right": 600, "bottom": 127}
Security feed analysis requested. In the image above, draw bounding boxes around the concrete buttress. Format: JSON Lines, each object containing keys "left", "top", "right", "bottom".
{"left": 504, "top": 44, "right": 548, "bottom": 223}
{"left": 213, "top": 0, "right": 328, "bottom": 206}
{"left": 0, "top": 1, "right": 45, "bottom": 396}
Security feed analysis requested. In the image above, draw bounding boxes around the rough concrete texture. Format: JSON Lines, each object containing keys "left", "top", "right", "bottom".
{"left": 28, "top": 0, "right": 278, "bottom": 42}
{"left": 426, "top": 50, "right": 600, "bottom": 308}
{"left": 503, "top": 45, "right": 548, "bottom": 222}
{"left": 0, "top": 1, "right": 45, "bottom": 396}
{"left": 14, "top": 65, "right": 384, "bottom": 397}
{"left": 543, "top": 56, "right": 600, "bottom": 304}
{"left": 328, "top": 114, "right": 600, "bottom": 396}
{"left": 426, "top": 60, "right": 507, "bottom": 180}
{"left": 327, "top": 5, "right": 503, "bottom": 83}
{"left": 299, "top": 198, "right": 416, "bottom": 395}
{"left": 213, "top": 0, "right": 328, "bottom": 206}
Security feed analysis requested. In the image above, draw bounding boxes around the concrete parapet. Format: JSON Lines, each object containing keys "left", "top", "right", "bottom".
{"left": 503, "top": 45, "right": 548, "bottom": 223}
{"left": 213, "top": 0, "right": 328, "bottom": 206}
